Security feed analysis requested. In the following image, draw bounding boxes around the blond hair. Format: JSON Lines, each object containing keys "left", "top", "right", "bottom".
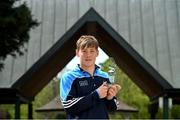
{"left": 76, "top": 35, "right": 99, "bottom": 50}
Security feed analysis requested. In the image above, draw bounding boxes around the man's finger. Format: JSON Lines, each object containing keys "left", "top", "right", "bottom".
{"left": 102, "top": 81, "right": 107, "bottom": 86}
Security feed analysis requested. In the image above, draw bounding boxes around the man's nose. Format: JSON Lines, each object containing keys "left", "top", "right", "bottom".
{"left": 86, "top": 51, "right": 91, "bottom": 56}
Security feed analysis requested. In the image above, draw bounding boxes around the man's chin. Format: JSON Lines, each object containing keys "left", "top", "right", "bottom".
{"left": 83, "top": 63, "right": 94, "bottom": 67}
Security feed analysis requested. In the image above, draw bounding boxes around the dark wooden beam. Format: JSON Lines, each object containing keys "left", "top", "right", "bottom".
{"left": 97, "top": 25, "right": 163, "bottom": 97}
{"left": 0, "top": 88, "right": 31, "bottom": 104}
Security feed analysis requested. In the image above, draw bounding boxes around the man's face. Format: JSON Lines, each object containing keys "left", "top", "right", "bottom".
{"left": 76, "top": 47, "right": 99, "bottom": 68}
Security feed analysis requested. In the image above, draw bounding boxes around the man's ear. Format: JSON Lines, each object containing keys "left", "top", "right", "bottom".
{"left": 76, "top": 49, "right": 79, "bottom": 57}
{"left": 96, "top": 49, "right": 99, "bottom": 57}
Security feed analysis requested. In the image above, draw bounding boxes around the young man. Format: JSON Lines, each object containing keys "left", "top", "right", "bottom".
{"left": 59, "top": 35, "right": 119, "bottom": 119}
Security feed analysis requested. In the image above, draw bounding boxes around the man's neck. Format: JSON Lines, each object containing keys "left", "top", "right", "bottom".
{"left": 80, "top": 65, "right": 95, "bottom": 76}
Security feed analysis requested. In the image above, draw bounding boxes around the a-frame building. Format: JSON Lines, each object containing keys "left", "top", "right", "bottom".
{"left": 1, "top": 0, "right": 180, "bottom": 119}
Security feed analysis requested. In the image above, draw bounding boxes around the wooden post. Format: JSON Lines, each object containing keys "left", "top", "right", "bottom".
{"left": 148, "top": 100, "right": 158, "bottom": 119}
{"left": 163, "top": 96, "right": 169, "bottom": 119}
{"left": 15, "top": 99, "right": 20, "bottom": 119}
{"left": 28, "top": 103, "right": 33, "bottom": 119}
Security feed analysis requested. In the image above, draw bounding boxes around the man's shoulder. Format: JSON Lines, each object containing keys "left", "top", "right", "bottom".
{"left": 61, "top": 68, "right": 82, "bottom": 80}
{"left": 96, "top": 69, "right": 109, "bottom": 79}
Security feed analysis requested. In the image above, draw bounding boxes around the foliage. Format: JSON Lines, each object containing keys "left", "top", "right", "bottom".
{"left": 0, "top": 105, "right": 14, "bottom": 119}
{"left": 100, "top": 58, "right": 150, "bottom": 118}
{"left": 0, "top": 0, "right": 38, "bottom": 71}
{"left": 33, "top": 80, "right": 58, "bottom": 119}
{"left": 0, "top": 104, "right": 28, "bottom": 119}
{"left": 0, "top": 80, "right": 60, "bottom": 119}
{"left": 170, "top": 105, "right": 180, "bottom": 118}
{"left": 101, "top": 58, "right": 180, "bottom": 119}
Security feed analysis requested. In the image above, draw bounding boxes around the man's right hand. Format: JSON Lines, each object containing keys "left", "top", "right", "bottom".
{"left": 97, "top": 82, "right": 108, "bottom": 99}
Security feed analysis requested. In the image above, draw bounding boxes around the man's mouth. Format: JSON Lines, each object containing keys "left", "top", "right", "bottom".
{"left": 85, "top": 59, "right": 91, "bottom": 61}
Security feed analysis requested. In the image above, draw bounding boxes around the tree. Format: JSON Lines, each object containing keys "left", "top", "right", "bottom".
{"left": 100, "top": 58, "right": 150, "bottom": 118}
{"left": 0, "top": 0, "right": 38, "bottom": 71}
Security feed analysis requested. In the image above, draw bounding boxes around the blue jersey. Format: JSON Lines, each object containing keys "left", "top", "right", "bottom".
{"left": 58, "top": 65, "right": 117, "bottom": 119}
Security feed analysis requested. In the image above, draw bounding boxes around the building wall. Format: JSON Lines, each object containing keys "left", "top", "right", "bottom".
{"left": 0, "top": 0, "right": 180, "bottom": 88}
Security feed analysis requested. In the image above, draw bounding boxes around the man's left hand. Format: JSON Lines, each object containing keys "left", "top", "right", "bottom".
{"left": 106, "top": 85, "right": 118, "bottom": 100}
